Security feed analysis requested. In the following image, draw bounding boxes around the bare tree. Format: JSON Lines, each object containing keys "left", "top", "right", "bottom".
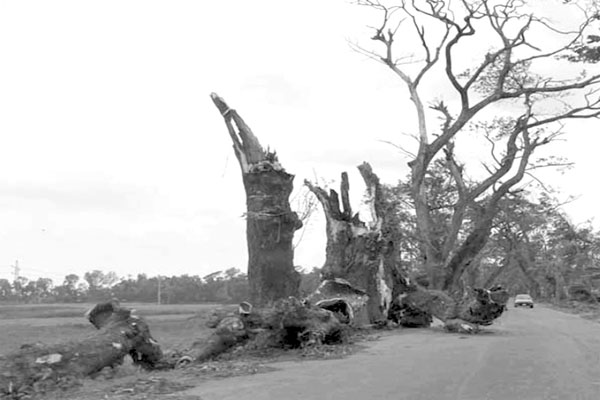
{"left": 353, "top": 0, "right": 600, "bottom": 294}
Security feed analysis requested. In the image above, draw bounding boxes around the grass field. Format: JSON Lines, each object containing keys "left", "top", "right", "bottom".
{"left": 0, "top": 302, "right": 227, "bottom": 356}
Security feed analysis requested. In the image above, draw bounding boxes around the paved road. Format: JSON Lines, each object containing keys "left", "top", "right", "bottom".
{"left": 185, "top": 305, "right": 600, "bottom": 400}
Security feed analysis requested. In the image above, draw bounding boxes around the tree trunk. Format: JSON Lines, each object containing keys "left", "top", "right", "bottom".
{"left": 186, "top": 298, "right": 344, "bottom": 363}
{"left": 0, "top": 301, "right": 162, "bottom": 398}
{"left": 442, "top": 213, "right": 495, "bottom": 294}
{"left": 390, "top": 283, "right": 509, "bottom": 333}
{"left": 514, "top": 244, "right": 541, "bottom": 298}
{"left": 211, "top": 93, "right": 301, "bottom": 306}
{"left": 306, "top": 163, "right": 406, "bottom": 323}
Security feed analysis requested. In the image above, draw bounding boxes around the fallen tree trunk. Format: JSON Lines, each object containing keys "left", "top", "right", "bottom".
{"left": 185, "top": 298, "right": 345, "bottom": 363}
{"left": 306, "top": 278, "right": 370, "bottom": 325}
{"left": 0, "top": 301, "right": 163, "bottom": 398}
{"left": 390, "top": 283, "right": 509, "bottom": 333}
{"left": 211, "top": 93, "right": 302, "bottom": 306}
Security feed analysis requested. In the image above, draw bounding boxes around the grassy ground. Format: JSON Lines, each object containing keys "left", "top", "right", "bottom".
{"left": 0, "top": 302, "right": 223, "bottom": 355}
{"left": 546, "top": 300, "right": 600, "bottom": 323}
{"left": 0, "top": 302, "right": 366, "bottom": 400}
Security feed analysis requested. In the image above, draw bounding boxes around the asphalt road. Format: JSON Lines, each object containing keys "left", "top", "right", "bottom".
{"left": 185, "top": 305, "right": 600, "bottom": 400}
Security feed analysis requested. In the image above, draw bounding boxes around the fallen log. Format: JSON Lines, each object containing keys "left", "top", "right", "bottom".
{"left": 184, "top": 297, "right": 345, "bottom": 363}
{"left": 389, "top": 284, "right": 509, "bottom": 333}
{"left": 0, "top": 301, "right": 163, "bottom": 398}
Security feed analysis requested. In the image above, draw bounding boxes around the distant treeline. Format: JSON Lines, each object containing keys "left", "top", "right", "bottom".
{"left": 0, "top": 268, "right": 321, "bottom": 304}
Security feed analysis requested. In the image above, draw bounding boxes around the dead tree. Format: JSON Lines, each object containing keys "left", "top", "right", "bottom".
{"left": 390, "top": 283, "right": 510, "bottom": 332}
{"left": 184, "top": 298, "right": 345, "bottom": 363}
{"left": 0, "top": 301, "right": 162, "bottom": 398}
{"left": 211, "top": 93, "right": 302, "bottom": 306}
{"left": 305, "top": 162, "right": 406, "bottom": 323}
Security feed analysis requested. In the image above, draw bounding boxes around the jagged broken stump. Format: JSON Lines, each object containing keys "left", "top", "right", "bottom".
{"left": 305, "top": 163, "right": 405, "bottom": 324}
{"left": 211, "top": 92, "right": 302, "bottom": 305}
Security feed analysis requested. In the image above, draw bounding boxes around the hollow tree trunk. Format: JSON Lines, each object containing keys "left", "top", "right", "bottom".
{"left": 0, "top": 301, "right": 162, "bottom": 398}
{"left": 211, "top": 93, "right": 301, "bottom": 306}
{"left": 305, "top": 163, "right": 406, "bottom": 323}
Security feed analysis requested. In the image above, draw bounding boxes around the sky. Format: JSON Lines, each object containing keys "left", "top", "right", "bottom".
{"left": 0, "top": 0, "right": 599, "bottom": 283}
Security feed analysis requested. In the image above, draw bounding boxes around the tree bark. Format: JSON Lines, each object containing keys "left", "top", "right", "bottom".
{"left": 306, "top": 163, "right": 406, "bottom": 323}
{"left": 211, "top": 93, "right": 301, "bottom": 306}
{"left": 186, "top": 298, "right": 344, "bottom": 363}
{"left": 442, "top": 212, "right": 495, "bottom": 294}
{"left": 390, "top": 283, "right": 509, "bottom": 332}
{"left": 0, "top": 301, "right": 162, "bottom": 398}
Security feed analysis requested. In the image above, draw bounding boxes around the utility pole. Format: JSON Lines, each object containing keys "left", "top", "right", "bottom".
{"left": 157, "top": 275, "right": 162, "bottom": 305}
{"left": 12, "top": 260, "right": 20, "bottom": 282}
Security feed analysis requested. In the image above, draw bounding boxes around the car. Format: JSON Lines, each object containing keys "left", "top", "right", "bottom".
{"left": 514, "top": 294, "right": 534, "bottom": 308}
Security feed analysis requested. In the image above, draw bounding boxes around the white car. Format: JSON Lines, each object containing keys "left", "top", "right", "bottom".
{"left": 514, "top": 294, "right": 534, "bottom": 308}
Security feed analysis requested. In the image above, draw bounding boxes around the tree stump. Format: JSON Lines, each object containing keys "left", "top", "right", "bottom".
{"left": 305, "top": 163, "right": 407, "bottom": 323}
{"left": 0, "top": 301, "right": 163, "bottom": 398}
{"left": 211, "top": 93, "right": 302, "bottom": 306}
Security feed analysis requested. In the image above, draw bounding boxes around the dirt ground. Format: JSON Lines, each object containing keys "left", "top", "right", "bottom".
{"left": 0, "top": 302, "right": 370, "bottom": 400}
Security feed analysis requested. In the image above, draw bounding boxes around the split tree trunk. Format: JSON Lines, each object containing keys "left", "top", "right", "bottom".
{"left": 0, "top": 301, "right": 163, "bottom": 398}
{"left": 211, "top": 93, "right": 301, "bottom": 306}
{"left": 306, "top": 163, "right": 406, "bottom": 323}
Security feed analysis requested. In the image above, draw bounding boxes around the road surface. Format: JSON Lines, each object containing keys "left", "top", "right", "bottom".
{"left": 185, "top": 305, "right": 600, "bottom": 400}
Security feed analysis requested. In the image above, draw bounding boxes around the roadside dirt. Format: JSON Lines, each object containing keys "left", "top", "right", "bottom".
{"left": 181, "top": 305, "right": 600, "bottom": 400}
{"left": 38, "top": 329, "right": 379, "bottom": 400}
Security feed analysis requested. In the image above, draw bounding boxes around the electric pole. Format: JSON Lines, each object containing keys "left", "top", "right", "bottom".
{"left": 12, "top": 260, "right": 20, "bottom": 282}
{"left": 157, "top": 275, "right": 162, "bottom": 305}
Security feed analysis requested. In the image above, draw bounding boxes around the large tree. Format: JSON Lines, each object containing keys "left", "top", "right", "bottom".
{"left": 354, "top": 0, "right": 600, "bottom": 295}
{"left": 470, "top": 189, "right": 600, "bottom": 301}
{"left": 306, "top": 163, "right": 509, "bottom": 330}
{"left": 211, "top": 93, "right": 302, "bottom": 306}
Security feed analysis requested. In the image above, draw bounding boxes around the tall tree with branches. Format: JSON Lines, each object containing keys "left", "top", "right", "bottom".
{"left": 354, "top": 0, "right": 600, "bottom": 294}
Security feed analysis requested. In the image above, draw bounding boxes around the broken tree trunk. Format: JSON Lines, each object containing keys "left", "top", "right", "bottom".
{"left": 211, "top": 93, "right": 302, "bottom": 306}
{"left": 306, "top": 278, "right": 371, "bottom": 325}
{"left": 305, "top": 163, "right": 406, "bottom": 323}
{"left": 0, "top": 301, "right": 162, "bottom": 398}
{"left": 389, "top": 283, "right": 509, "bottom": 333}
{"left": 185, "top": 298, "right": 345, "bottom": 363}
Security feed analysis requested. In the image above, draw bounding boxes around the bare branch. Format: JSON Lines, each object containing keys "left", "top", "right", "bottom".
{"left": 378, "top": 139, "right": 417, "bottom": 159}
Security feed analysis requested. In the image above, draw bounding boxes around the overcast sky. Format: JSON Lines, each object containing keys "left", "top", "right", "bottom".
{"left": 0, "top": 0, "right": 599, "bottom": 283}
